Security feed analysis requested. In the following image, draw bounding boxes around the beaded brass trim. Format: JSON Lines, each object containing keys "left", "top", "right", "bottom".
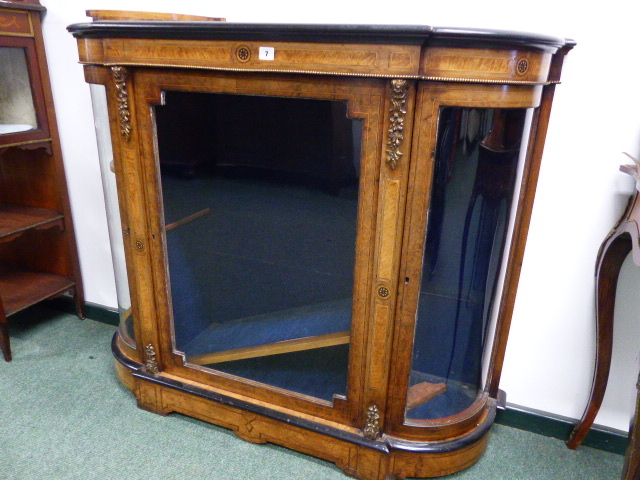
{"left": 111, "top": 66, "right": 132, "bottom": 141}
{"left": 83, "top": 62, "right": 556, "bottom": 85}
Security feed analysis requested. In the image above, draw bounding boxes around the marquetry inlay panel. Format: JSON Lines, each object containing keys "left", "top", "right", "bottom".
{"left": 420, "top": 47, "right": 552, "bottom": 84}
{"left": 0, "top": 9, "right": 33, "bottom": 37}
{"left": 77, "top": 38, "right": 422, "bottom": 77}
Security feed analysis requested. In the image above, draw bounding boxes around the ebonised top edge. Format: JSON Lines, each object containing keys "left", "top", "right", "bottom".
{"left": 0, "top": 0, "right": 45, "bottom": 12}
{"left": 430, "top": 26, "right": 575, "bottom": 51}
{"left": 67, "top": 21, "right": 572, "bottom": 51}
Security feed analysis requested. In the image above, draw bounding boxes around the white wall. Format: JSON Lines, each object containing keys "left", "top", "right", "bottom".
{"left": 38, "top": 0, "right": 640, "bottom": 433}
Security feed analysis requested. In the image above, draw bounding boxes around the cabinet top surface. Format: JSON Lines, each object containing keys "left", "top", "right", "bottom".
{"left": 67, "top": 21, "right": 573, "bottom": 52}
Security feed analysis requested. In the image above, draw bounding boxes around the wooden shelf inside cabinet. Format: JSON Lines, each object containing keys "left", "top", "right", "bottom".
{"left": 0, "top": 265, "right": 75, "bottom": 317}
{"left": 0, "top": 203, "right": 64, "bottom": 243}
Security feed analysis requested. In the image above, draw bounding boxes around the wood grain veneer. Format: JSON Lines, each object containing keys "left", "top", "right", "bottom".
{"left": 70, "top": 18, "right": 573, "bottom": 479}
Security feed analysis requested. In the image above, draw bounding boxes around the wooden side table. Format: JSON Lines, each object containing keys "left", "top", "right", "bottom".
{"left": 567, "top": 153, "right": 640, "bottom": 480}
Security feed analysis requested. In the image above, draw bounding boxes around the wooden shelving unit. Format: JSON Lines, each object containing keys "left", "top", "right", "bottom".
{"left": 0, "top": 0, "right": 84, "bottom": 362}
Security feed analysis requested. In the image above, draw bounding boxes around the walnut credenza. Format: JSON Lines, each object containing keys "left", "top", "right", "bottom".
{"left": 68, "top": 19, "right": 574, "bottom": 479}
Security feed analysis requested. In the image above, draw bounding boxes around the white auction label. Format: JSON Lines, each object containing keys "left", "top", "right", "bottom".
{"left": 259, "top": 47, "right": 275, "bottom": 61}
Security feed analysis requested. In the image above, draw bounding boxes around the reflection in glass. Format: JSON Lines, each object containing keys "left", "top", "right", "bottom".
{"left": 406, "top": 107, "right": 528, "bottom": 420}
{"left": 0, "top": 47, "right": 37, "bottom": 134}
{"left": 156, "top": 92, "right": 362, "bottom": 403}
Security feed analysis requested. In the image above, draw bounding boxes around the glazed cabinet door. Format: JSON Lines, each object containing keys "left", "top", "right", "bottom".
{"left": 0, "top": 34, "right": 49, "bottom": 146}
{"left": 386, "top": 82, "right": 543, "bottom": 439}
{"left": 107, "top": 67, "right": 415, "bottom": 428}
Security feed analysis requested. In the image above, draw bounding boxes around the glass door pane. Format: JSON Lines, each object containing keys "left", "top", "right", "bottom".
{"left": 0, "top": 47, "right": 37, "bottom": 135}
{"left": 156, "top": 91, "right": 362, "bottom": 403}
{"left": 406, "top": 106, "right": 529, "bottom": 420}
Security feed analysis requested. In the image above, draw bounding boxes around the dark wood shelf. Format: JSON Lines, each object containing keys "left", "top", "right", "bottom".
{"left": 0, "top": 264, "right": 75, "bottom": 317}
{"left": 0, "top": 138, "right": 52, "bottom": 154}
{"left": 0, "top": 202, "right": 64, "bottom": 242}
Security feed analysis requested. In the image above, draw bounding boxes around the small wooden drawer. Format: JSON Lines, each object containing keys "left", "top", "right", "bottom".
{"left": 0, "top": 9, "right": 33, "bottom": 37}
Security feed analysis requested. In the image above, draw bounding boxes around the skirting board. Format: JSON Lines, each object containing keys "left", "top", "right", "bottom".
{"left": 496, "top": 404, "right": 628, "bottom": 455}
{"left": 49, "top": 295, "right": 120, "bottom": 326}
{"left": 49, "top": 297, "right": 628, "bottom": 455}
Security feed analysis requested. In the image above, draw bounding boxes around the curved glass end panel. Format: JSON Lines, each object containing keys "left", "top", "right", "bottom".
{"left": 406, "top": 107, "right": 529, "bottom": 421}
{"left": 156, "top": 92, "right": 362, "bottom": 403}
{"left": 0, "top": 47, "right": 37, "bottom": 135}
{"left": 90, "top": 84, "right": 135, "bottom": 347}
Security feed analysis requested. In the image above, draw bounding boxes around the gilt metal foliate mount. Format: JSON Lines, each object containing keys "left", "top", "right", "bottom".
{"left": 386, "top": 79, "right": 409, "bottom": 170}
{"left": 363, "top": 404, "right": 381, "bottom": 440}
{"left": 144, "top": 343, "right": 159, "bottom": 374}
{"left": 111, "top": 66, "right": 133, "bottom": 141}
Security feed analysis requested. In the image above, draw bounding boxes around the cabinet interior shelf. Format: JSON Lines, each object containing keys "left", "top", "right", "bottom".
{"left": 0, "top": 265, "right": 74, "bottom": 317}
{"left": 0, "top": 202, "right": 64, "bottom": 242}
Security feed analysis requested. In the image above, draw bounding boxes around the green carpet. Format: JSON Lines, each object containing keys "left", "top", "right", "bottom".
{"left": 0, "top": 308, "right": 625, "bottom": 479}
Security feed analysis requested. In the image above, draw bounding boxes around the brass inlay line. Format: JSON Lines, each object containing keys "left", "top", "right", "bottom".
{"left": 80, "top": 61, "right": 556, "bottom": 85}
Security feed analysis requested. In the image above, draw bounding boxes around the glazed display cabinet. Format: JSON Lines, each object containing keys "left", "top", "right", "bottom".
{"left": 0, "top": 0, "right": 84, "bottom": 362}
{"left": 69, "top": 17, "right": 573, "bottom": 478}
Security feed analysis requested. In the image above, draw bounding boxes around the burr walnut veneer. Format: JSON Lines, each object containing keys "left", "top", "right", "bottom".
{"left": 69, "top": 18, "right": 573, "bottom": 479}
